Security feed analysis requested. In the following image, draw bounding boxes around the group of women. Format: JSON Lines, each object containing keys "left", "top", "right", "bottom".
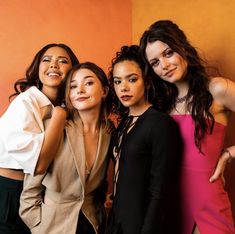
{"left": 0, "top": 20, "right": 235, "bottom": 234}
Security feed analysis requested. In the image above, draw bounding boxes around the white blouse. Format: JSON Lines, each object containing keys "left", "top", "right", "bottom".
{"left": 0, "top": 86, "right": 53, "bottom": 175}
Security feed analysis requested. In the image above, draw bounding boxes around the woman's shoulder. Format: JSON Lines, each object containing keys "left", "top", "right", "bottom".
{"left": 140, "top": 108, "right": 180, "bottom": 141}
{"left": 13, "top": 86, "right": 45, "bottom": 104}
{"left": 142, "top": 107, "right": 175, "bottom": 127}
{"left": 209, "top": 77, "right": 229, "bottom": 98}
{"left": 5, "top": 87, "right": 45, "bottom": 114}
{"left": 144, "top": 107, "right": 172, "bottom": 120}
{"left": 209, "top": 76, "right": 235, "bottom": 112}
{"left": 25, "top": 87, "right": 53, "bottom": 108}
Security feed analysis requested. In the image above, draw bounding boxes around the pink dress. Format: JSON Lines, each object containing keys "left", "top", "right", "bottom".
{"left": 172, "top": 115, "right": 235, "bottom": 234}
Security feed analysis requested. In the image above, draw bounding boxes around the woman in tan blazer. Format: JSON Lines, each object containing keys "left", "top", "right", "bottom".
{"left": 19, "top": 62, "right": 113, "bottom": 234}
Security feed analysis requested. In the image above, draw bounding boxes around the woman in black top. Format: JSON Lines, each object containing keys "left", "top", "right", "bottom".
{"left": 106, "top": 45, "right": 182, "bottom": 234}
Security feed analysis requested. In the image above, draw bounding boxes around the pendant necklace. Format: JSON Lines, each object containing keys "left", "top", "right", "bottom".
{"left": 175, "top": 94, "right": 188, "bottom": 104}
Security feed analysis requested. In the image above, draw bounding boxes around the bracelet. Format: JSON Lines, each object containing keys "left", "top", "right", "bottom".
{"left": 222, "top": 149, "right": 233, "bottom": 163}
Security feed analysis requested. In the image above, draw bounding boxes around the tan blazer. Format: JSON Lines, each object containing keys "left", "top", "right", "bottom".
{"left": 19, "top": 117, "right": 110, "bottom": 234}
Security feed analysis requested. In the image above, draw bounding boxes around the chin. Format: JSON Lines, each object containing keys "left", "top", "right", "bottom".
{"left": 121, "top": 103, "right": 130, "bottom": 108}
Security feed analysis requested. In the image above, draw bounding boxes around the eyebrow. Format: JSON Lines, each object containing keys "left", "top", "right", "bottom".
{"left": 149, "top": 47, "right": 170, "bottom": 62}
{"left": 71, "top": 75, "right": 94, "bottom": 82}
{"left": 113, "top": 73, "right": 138, "bottom": 79}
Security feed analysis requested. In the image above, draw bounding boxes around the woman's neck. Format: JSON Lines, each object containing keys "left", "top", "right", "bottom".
{"left": 79, "top": 109, "right": 101, "bottom": 134}
{"left": 42, "top": 87, "right": 60, "bottom": 106}
{"left": 170, "top": 80, "right": 190, "bottom": 115}
{"left": 175, "top": 80, "right": 189, "bottom": 98}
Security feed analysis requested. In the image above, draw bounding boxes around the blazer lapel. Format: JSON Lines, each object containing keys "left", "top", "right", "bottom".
{"left": 86, "top": 127, "right": 110, "bottom": 182}
{"left": 66, "top": 118, "right": 86, "bottom": 188}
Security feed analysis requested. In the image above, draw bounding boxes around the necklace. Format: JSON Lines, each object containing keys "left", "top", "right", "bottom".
{"left": 175, "top": 94, "right": 188, "bottom": 104}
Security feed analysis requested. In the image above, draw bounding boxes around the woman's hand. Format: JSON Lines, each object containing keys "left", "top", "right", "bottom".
{"left": 52, "top": 106, "right": 68, "bottom": 120}
{"left": 209, "top": 149, "right": 232, "bottom": 185}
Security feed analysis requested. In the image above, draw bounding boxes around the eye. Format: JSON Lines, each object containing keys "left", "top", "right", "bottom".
{"left": 129, "top": 77, "right": 138, "bottom": 83}
{"left": 85, "top": 81, "right": 94, "bottom": 86}
{"left": 58, "top": 58, "right": 69, "bottom": 64}
{"left": 113, "top": 79, "right": 121, "bottom": 85}
{"left": 70, "top": 84, "right": 77, "bottom": 89}
{"left": 165, "top": 49, "right": 174, "bottom": 58}
{"left": 41, "top": 57, "right": 50, "bottom": 62}
{"left": 150, "top": 59, "right": 159, "bottom": 68}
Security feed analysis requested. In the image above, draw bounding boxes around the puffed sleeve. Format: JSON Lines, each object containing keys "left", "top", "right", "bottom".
{"left": 0, "top": 95, "right": 46, "bottom": 175}
{"left": 141, "top": 115, "right": 182, "bottom": 234}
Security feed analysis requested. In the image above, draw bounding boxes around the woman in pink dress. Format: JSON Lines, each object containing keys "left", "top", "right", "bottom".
{"left": 140, "top": 20, "right": 235, "bottom": 234}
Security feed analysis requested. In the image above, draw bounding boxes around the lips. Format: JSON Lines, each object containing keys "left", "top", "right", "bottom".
{"left": 164, "top": 67, "right": 177, "bottom": 77}
{"left": 76, "top": 97, "right": 89, "bottom": 102}
{"left": 120, "top": 95, "right": 132, "bottom": 101}
{"left": 48, "top": 73, "right": 60, "bottom": 77}
{"left": 47, "top": 70, "right": 62, "bottom": 77}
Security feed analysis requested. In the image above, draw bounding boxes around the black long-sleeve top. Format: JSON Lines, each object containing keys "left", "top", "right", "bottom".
{"left": 107, "top": 107, "right": 182, "bottom": 234}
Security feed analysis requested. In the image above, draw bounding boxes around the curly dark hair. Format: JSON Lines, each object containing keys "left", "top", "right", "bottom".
{"left": 9, "top": 43, "right": 79, "bottom": 101}
{"left": 139, "top": 20, "right": 214, "bottom": 151}
{"left": 108, "top": 45, "right": 158, "bottom": 119}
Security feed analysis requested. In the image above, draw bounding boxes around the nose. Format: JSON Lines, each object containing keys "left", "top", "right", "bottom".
{"left": 50, "top": 60, "right": 59, "bottom": 68}
{"left": 120, "top": 81, "right": 129, "bottom": 92}
{"left": 76, "top": 84, "right": 85, "bottom": 94}
{"left": 161, "top": 58, "right": 170, "bottom": 70}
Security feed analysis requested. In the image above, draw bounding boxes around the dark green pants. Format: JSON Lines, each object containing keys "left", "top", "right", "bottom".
{"left": 76, "top": 212, "right": 95, "bottom": 234}
{"left": 0, "top": 175, "right": 30, "bottom": 234}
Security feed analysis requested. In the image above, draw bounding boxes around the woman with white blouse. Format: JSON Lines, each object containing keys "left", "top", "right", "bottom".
{"left": 0, "top": 43, "right": 79, "bottom": 233}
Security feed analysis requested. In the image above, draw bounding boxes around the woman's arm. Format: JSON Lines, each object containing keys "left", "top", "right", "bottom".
{"left": 210, "top": 147, "right": 235, "bottom": 184}
{"left": 209, "top": 77, "right": 235, "bottom": 182}
{"left": 34, "top": 106, "right": 67, "bottom": 175}
{"left": 1, "top": 91, "right": 67, "bottom": 175}
{"left": 209, "top": 77, "right": 235, "bottom": 112}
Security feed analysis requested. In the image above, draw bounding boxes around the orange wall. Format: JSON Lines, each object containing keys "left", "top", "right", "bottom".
{"left": 132, "top": 0, "right": 235, "bottom": 221}
{"left": 1, "top": 0, "right": 235, "bottom": 222}
{"left": 0, "top": 0, "right": 132, "bottom": 115}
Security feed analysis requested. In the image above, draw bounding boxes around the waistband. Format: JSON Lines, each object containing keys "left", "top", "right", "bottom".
{"left": 0, "top": 175, "right": 24, "bottom": 189}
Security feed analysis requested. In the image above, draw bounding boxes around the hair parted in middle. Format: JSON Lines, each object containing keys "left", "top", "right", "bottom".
{"left": 65, "top": 62, "right": 113, "bottom": 132}
{"left": 139, "top": 20, "right": 214, "bottom": 151}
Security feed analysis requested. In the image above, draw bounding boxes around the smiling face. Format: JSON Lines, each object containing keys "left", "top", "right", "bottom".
{"left": 69, "top": 68, "right": 107, "bottom": 112}
{"left": 145, "top": 40, "right": 188, "bottom": 84}
{"left": 113, "top": 60, "right": 148, "bottom": 115}
{"left": 39, "top": 46, "right": 72, "bottom": 95}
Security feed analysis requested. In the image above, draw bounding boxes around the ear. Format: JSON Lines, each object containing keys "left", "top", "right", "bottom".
{"left": 102, "top": 86, "right": 109, "bottom": 98}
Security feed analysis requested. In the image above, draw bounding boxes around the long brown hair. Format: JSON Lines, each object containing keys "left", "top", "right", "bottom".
{"left": 140, "top": 20, "right": 214, "bottom": 152}
{"left": 9, "top": 43, "right": 79, "bottom": 102}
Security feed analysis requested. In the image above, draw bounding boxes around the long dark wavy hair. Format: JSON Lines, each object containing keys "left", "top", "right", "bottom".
{"left": 139, "top": 20, "right": 214, "bottom": 152}
{"left": 65, "top": 62, "right": 113, "bottom": 133}
{"left": 9, "top": 43, "right": 79, "bottom": 101}
{"left": 108, "top": 45, "right": 158, "bottom": 120}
